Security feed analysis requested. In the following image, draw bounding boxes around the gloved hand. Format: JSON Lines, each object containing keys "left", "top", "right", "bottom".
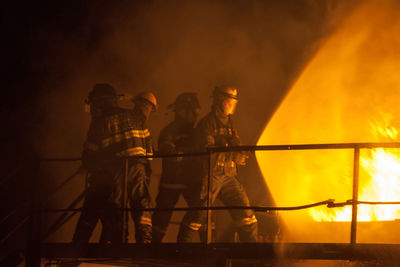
{"left": 233, "top": 152, "right": 249, "bottom": 166}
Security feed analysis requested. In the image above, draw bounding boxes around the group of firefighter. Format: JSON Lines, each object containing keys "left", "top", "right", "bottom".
{"left": 73, "top": 83, "right": 258, "bottom": 244}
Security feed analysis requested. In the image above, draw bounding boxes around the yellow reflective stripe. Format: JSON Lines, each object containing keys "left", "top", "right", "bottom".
{"left": 236, "top": 215, "right": 257, "bottom": 226}
{"left": 140, "top": 216, "right": 152, "bottom": 226}
{"left": 216, "top": 161, "right": 235, "bottom": 167}
{"left": 116, "top": 147, "right": 147, "bottom": 156}
{"left": 188, "top": 222, "right": 202, "bottom": 231}
{"left": 102, "top": 129, "right": 150, "bottom": 147}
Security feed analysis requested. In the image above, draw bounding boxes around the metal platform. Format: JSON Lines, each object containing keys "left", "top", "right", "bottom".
{"left": 37, "top": 242, "right": 400, "bottom": 266}
{"left": 23, "top": 143, "right": 400, "bottom": 266}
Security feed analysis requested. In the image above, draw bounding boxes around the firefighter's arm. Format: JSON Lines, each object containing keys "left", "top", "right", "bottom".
{"left": 81, "top": 141, "right": 101, "bottom": 171}
{"left": 158, "top": 130, "right": 176, "bottom": 155}
{"left": 194, "top": 120, "right": 216, "bottom": 177}
{"left": 197, "top": 120, "right": 215, "bottom": 150}
{"left": 142, "top": 128, "right": 153, "bottom": 175}
{"left": 145, "top": 131, "right": 154, "bottom": 158}
{"left": 233, "top": 151, "right": 249, "bottom": 165}
{"left": 229, "top": 127, "right": 249, "bottom": 166}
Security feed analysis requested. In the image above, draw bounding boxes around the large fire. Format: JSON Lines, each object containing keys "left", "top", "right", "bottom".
{"left": 311, "top": 119, "right": 400, "bottom": 222}
{"left": 256, "top": 0, "right": 400, "bottom": 242}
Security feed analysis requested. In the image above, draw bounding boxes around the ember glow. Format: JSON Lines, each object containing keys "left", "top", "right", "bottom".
{"left": 256, "top": 0, "right": 400, "bottom": 242}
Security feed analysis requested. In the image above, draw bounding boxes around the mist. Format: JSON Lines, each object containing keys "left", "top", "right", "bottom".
{"left": 2, "top": 0, "right": 360, "bottom": 244}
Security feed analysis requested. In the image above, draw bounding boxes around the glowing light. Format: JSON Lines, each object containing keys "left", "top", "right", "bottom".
{"left": 256, "top": 0, "right": 400, "bottom": 242}
{"left": 311, "top": 134, "right": 400, "bottom": 222}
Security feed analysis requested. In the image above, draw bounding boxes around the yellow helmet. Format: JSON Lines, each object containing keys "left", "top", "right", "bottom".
{"left": 213, "top": 85, "right": 238, "bottom": 115}
{"left": 133, "top": 91, "right": 158, "bottom": 111}
{"left": 213, "top": 85, "right": 238, "bottom": 100}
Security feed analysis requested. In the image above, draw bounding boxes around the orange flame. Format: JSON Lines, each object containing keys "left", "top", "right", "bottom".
{"left": 310, "top": 115, "right": 400, "bottom": 222}
{"left": 311, "top": 147, "right": 400, "bottom": 222}
{"left": 256, "top": 0, "right": 400, "bottom": 242}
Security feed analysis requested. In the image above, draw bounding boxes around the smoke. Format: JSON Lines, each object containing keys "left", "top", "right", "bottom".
{"left": 6, "top": 0, "right": 359, "bottom": 242}
{"left": 31, "top": 0, "right": 354, "bottom": 153}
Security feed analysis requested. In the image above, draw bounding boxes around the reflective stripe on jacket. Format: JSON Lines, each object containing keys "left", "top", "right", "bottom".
{"left": 101, "top": 109, "right": 153, "bottom": 158}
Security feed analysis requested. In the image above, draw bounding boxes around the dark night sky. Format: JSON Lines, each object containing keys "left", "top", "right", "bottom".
{"left": 1, "top": 0, "right": 359, "bottom": 251}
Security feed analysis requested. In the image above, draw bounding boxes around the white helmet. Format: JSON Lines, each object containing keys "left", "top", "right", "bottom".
{"left": 133, "top": 91, "right": 158, "bottom": 111}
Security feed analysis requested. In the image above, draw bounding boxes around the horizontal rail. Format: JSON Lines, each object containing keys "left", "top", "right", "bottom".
{"left": 211, "top": 142, "right": 400, "bottom": 152}
{"left": 331, "top": 200, "right": 400, "bottom": 206}
{"left": 39, "top": 151, "right": 208, "bottom": 162}
{"left": 40, "top": 200, "right": 333, "bottom": 213}
{"left": 39, "top": 142, "right": 400, "bottom": 162}
{"left": 40, "top": 199, "right": 400, "bottom": 214}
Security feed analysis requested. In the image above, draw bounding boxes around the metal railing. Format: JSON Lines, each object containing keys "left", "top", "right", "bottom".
{"left": 30, "top": 142, "right": 400, "bottom": 247}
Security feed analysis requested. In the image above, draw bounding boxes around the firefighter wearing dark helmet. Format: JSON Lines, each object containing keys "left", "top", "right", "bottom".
{"left": 101, "top": 91, "right": 157, "bottom": 243}
{"left": 152, "top": 92, "right": 201, "bottom": 242}
{"left": 73, "top": 83, "right": 124, "bottom": 244}
{"left": 177, "top": 85, "right": 258, "bottom": 242}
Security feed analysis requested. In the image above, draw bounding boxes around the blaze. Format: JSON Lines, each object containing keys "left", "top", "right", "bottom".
{"left": 256, "top": 0, "right": 400, "bottom": 242}
{"left": 311, "top": 119, "right": 400, "bottom": 222}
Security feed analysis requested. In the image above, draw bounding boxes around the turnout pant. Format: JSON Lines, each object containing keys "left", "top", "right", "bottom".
{"left": 72, "top": 170, "right": 122, "bottom": 244}
{"left": 114, "top": 161, "right": 152, "bottom": 243}
{"left": 177, "top": 174, "right": 258, "bottom": 243}
{"left": 152, "top": 182, "right": 204, "bottom": 243}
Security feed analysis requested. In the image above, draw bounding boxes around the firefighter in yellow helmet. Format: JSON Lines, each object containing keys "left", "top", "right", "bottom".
{"left": 94, "top": 90, "right": 157, "bottom": 243}
{"left": 107, "top": 91, "right": 156, "bottom": 243}
{"left": 177, "top": 85, "right": 258, "bottom": 242}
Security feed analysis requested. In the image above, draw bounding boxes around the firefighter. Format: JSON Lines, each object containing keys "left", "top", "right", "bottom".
{"left": 151, "top": 92, "right": 201, "bottom": 243}
{"left": 177, "top": 85, "right": 258, "bottom": 243}
{"left": 73, "top": 83, "right": 123, "bottom": 244}
{"left": 102, "top": 91, "right": 157, "bottom": 243}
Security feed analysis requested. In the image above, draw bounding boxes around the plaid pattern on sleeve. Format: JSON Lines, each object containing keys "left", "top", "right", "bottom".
{"left": 101, "top": 109, "right": 153, "bottom": 158}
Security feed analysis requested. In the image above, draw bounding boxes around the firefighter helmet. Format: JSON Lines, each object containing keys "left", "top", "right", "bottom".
{"left": 213, "top": 85, "right": 238, "bottom": 100}
{"left": 168, "top": 92, "right": 200, "bottom": 111}
{"left": 213, "top": 85, "right": 238, "bottom": 115}
{"left": 133, "top": 91, "right": 158, "bottom": 111}
{"left": 87, "top": 83, "right": 117, "bottom": 104}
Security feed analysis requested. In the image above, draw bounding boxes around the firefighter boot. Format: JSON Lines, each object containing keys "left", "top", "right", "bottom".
{"left": 237, "top": 220, "right": 258, "bottom": 242}
{"left": 136, "top": 223, "right": 152, "bottom": 243}
{"left": 177, "top": 224, "right": 199, "bottom": 243}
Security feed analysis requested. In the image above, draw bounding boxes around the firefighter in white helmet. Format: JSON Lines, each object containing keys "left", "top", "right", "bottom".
{"left": 177, "top": 85, "right": 258, "bottom": 242}
{"left": 99, "top": 91, "right": 157, "bottom": 243}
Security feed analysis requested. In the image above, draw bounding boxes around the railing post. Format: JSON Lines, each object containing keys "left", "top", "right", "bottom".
{"left": 350, "top": 147, "right": 360, "bottom": 245}
{"left": 206, "top": 149, "right": 213, "bottom": 244}
{"left": 122, "top": 158, "right": 129, "bottom": 243}
{"left": 26, "top": 157, "right": 41, "bottom": 267}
